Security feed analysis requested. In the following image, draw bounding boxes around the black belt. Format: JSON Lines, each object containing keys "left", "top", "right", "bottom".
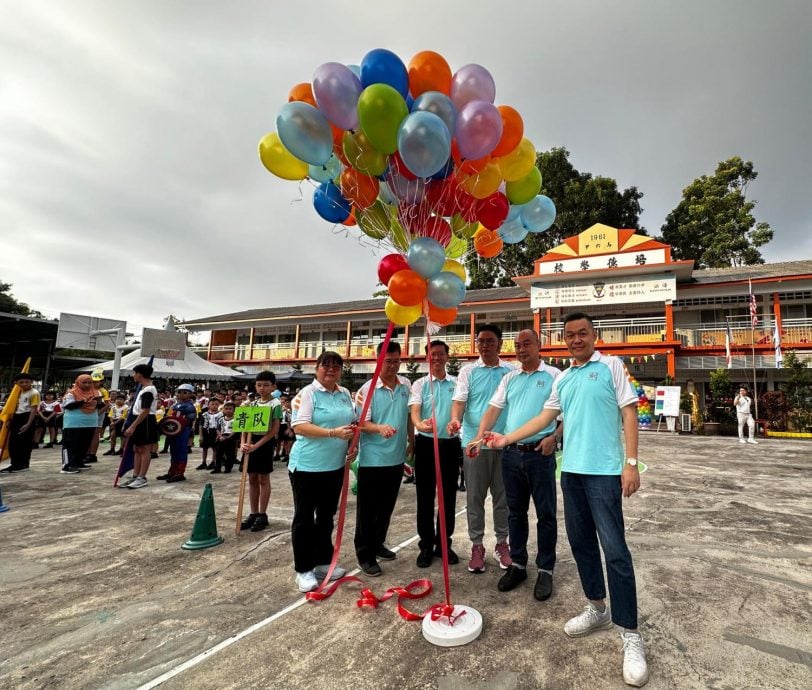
{"left": 507, "top": 442, "right": 539, "bottom": 452}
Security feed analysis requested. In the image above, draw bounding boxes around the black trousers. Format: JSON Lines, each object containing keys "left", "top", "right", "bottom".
{"left": 354, "top": 464, "right": 403, "bottom": 564}
{"left": 415, "top": 434, "right": 461, "bottom": 552}
{"left": 289, "top": 467, "right": 345, "bottom": 573}
{"left": 214, "top": 437, "right": 239, "bottom": 470}
{"left": 8, "top": 412, "right": 35, "bottom": 469}
{"left": 61, "top": 427, "right": 96, "bottom": 469}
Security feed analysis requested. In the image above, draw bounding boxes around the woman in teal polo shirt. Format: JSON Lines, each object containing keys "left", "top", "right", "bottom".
{"left": 288, "top": 351, "right": 357, "bottom": 593}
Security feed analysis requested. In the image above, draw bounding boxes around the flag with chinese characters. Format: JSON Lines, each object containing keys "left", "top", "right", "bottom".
{"left": 774, "top": 323, "right": 783, "bottom": 369}
{"left": 749, "top": 279, "right": 758, "bottom": 328}
{"left": 725, "top": 323, "right": 733, "bottom": 369}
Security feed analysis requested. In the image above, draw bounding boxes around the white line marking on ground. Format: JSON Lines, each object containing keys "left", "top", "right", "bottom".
{"left": 137, "top": 507, "right": 468, "bottom": 689}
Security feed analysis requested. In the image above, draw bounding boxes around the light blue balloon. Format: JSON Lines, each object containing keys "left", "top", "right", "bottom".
{"left": 505, "top": 202, "right": 526, "bottom": 223}
{"left": 378, "top": 179, "right": 398, "bottom": 205}
{"left": 521, "top": 195, "right": 557, "bottom": 233}
{"left": 407, "top": 237, "right": 446, "bottom": 279}
{"left": 308, "top": 154, "right": 341, "bottom": 183}
{"left": 411, "top": 91, "right": 457, "bottom": 137}
{"left": 347, "top": 64, "right": 361, "bottom": 78}
{"left": 397, "top": 111, "right": 451, "bottom": 178}
{"left": 428, "top": 272, "right": 466, "bottom": 308}
{"left": 498, "top": 218, "right": 529, "bottom": 244}
{"left": 276, "top": 101, "right": 333, "bottom": 166}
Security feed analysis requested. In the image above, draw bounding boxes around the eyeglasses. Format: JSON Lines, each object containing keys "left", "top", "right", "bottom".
{"left": 319, "top": 363, "right": 341, "bottom": 370}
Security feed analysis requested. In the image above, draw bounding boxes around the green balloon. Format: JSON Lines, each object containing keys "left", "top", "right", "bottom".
{"left": 358, "top": 84, "right": 408, "bottom": 155}
{"left": 358, "top": 201, "right": 390, "bottom": 240}
{"left": 450, "top": 213, "right": 478, "bottom": 240}
{"left": 343, "top": 130, "right": 387, "bottom": 177}
{"left": 445, "top": 234, "right": 468, "bottom": 258}
{"left": 506, "top": 167, "right": 542, "bottom": 205}
{"left": 389, "top": 216, "right": 411, "bottom": 252}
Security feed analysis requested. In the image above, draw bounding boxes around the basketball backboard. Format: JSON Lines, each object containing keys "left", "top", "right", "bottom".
{"left": 56, "top": 313, "right": 127, "bottom": 352}
{"left": 141, "top": 328, "right": 186, "bottom": 360}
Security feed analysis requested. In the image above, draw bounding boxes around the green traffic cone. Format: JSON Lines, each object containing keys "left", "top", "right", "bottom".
{"left": 0, "top": 485, "right": 9, "bottom": 513}
{"left": 182, "top": 482, "right": 224, "bottom": 550}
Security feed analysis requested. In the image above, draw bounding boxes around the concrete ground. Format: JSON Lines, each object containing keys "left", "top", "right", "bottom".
{"left": 0, "top": 433, "right": 809, "bottom": 690}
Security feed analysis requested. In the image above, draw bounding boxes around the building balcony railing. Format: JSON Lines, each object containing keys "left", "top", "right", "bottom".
{"left": 192, "top": 317, "right": 812, "bottom": 362}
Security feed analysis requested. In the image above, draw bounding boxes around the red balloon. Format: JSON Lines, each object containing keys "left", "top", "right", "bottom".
{"left": 419, "top": 216, "right": 452, "bottom": 246}
{"left": 454, "top": 188, "right": 478, "bottom": 222}
{"left": 477, "top": 192, "right": 509, "bottom": 230}
{"left": 425, "top": 178, "right": 457, "bottom": 216}
{"left": 389, "top": 151, "right": 417, "bottom": 181}
{"left": 398, "top": 202, "right": 433, "bottom": 233}
{"left": 377, "top": 254, "right": 409, "bottom": 285}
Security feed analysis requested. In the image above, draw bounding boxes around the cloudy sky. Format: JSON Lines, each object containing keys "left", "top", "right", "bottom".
{"left": 2, "top": 0, "right": 810, "bottom": 336}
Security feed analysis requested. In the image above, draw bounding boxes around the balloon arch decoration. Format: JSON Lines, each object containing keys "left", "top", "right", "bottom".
{"left": 259, "top": 49, "right": 556, "bottom": 645}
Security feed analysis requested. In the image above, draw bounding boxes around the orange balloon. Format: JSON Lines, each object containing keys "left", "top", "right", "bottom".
{"left": 451, "top": 140, "right": 490, "bottom": 173}
{"left": 288, "top": 82, "right": 317, "bottom": 108}
{"left": 408, "top": 50, "right": 452, "bottom": 97}
{"left": 427, "top": 303, "right": 457, "bottom": 326}
{"left": 340, "top": 168, "right": 380, "bottom": 210}
{"left": 473, "top": 227, "right": 504, "bottom": 258}
{"left": 342, "top": 209, "right": 357, "bottom": 227}
{"left": 331, "top": 123, "right": 344, "bottom": 149}
{"left": 491, "top": 106, "right": 524, "bottom": 158}
{"left": 388, "top": 269, "right": 427, "bottom": 306}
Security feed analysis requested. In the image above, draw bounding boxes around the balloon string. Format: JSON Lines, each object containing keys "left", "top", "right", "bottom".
{"left": 306, "top": 321, "right": 395, "bottom": 600}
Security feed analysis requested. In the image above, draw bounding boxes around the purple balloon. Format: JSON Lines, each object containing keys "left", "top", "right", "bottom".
{"left": 450, "top": 64, "right": 496, "bottom": 110}
{"left": 386, "top": 169, "right": 427, "bottom": 205}
{"left": 312, "top": 62, "right": 362, "bottom": 131}
{"left": 455, "top": 100, "right": 503, "bottom": 160}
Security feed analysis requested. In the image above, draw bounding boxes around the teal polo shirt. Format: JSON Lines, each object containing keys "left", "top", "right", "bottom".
{"left": 289, "top": 381, "right": 355, "bottom": 472}
{"left": 489, "top": 362, "right": 561, "bottom": 443}
{"left": 545, "top": 351, "right": 638, "bottom": 475}
{"left": 453, "top": 358, "right": 514, "bottom": 446}
{"left": 355, "top": 375, "right": 412, "bottom": 467}
{"left": 408, "top": 374, "right": 457, "bottom": 439}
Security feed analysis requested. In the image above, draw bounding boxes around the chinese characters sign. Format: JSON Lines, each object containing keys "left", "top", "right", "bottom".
{"left": 232, "top": 405, "right": 271, "bottom": 433}
{"left": 539, "top": 249, "right": 667, "bottom": 276}
{"left": 530, "top": 273, "right": 677, "bottom": 309}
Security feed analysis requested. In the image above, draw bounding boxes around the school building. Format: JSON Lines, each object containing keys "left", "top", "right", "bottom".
{"left": 182, "top": 224, "right": 812, "bottom": 395}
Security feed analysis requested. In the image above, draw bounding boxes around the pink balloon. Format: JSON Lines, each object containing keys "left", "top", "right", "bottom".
{"left": 455, "top": 101, "right": 503, "bottom": 160}
{"left": 450, "top": 64, "right": 496, "bottom": 110}
{"left": 312, "top": 62, "right": 363, "bottom": 131}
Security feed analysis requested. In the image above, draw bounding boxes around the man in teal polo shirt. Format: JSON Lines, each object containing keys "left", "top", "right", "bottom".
{"left": 354, "top": 340, "right": 413, "bottom": 577}
{"left": 485, "top": 313, "right": 648, "bottom": 688}
{"left": 409, "top": 339, "right": 462, "bottom": 569}
{"left": 473, "top": 329, "right": 562, "bottom": 600}
{"left": 449, "top": 324, "right": 514, "bottom": 574}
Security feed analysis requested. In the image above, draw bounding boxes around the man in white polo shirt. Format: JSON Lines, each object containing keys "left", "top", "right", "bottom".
{"left": 472, "top": 329, "right": 562, "bottom": 600}
{"left": 486, "top": 312, "right": 649, "bottom": 688}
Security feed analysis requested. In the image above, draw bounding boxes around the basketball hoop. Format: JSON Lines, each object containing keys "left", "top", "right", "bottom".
{"left": 155, "top": 348, "right": 182, "bottom": 367}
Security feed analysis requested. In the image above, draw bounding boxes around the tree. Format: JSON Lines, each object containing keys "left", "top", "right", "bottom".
{"left": 783, "top": 351, "right": 812, "bottom": 431}
{"left": 659, "top": 157, "right": 773, "bottom": 268}
{"left": 467, "top": 147, "right": 645, "bottom": 288}
{"left": 404, "top": 356, "right": 421, "bottom": 382}
{"left": 340, "top": 362, "right": 355, "bottom": 391}
{"left": 0, "top": 281, "right": 43, "bottom": 318}
{"left": 446, "top": 353, "right": 462, "bottom": 377}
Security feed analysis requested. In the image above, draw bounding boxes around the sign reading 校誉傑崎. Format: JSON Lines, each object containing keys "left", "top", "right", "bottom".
{"left": 530, "top": 273, "right": 676, "bottom": 309}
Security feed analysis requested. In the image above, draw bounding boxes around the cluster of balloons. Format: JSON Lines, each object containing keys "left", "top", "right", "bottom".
{"left": 629, "top": 377, "right": 652, "bottom": 429}
{"left": 259, "top": 49, "right": 557, "bottom": 326}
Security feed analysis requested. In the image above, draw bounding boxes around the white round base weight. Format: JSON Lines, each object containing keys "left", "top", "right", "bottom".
{"left": 422, "top": 604, "right": 483, "bottom": 647}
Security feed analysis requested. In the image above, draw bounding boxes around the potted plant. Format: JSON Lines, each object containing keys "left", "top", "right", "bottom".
{"left": 704, "top": 368, "right": 735, "bottom": 435}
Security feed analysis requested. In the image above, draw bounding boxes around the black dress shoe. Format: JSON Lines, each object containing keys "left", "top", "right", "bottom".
{"left": 416, "top": 549, "right": 434, "bottom": 568}
{"left": 534, "top": 571, "right": 553, "bottom": 601}
{"left": 156, "top": 474, "right": 170, "bottom": 481}
{"left": 433, "top": 546, "right": 460, "bottom": 565}
{"left": 166, "top": 475, "right": 186, "bottom": 483}
{"left": 359, "top": 561, "right": 382, "bottom": 577}
{"left": 497, "top": 565, "right": 528, "bottom": 592}
{"left": 376, "top": 546, "right": 396, "bottom": 561}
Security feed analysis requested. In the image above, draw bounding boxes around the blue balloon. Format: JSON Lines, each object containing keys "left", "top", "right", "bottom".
{"left": 497, "top": 218, "right": 528, "bottom": 244}
{"left": 406, "top": 94, "right": 414, "bottom": 110}
{"left": 430, "top": 157, "right": 453, "bottom": 180}
{"left": 411, "top": 91, "right": 457, "bottom": 137}
{"left": 308, "top": 154, "right": 341, "bottom": 183}
{"left": 407, "top": 237, "right": 446, "bottom": 278}
{"left": 521, "top": 195, "right": 557, "bottom": 233}
{"left": 360, "top": 48, "right": 409, "bottom": 98}
{"left": 428, "top": 272, "right": 466, "bottom": 308}
{"left": 276, "top": 101, "right": 332, "bottom": 166}
{"left": 313, "top": 182, "right": 351, "bottom": 223}
{"left": 505, "top": 202, "right": 525, "bottom": 223}
{"left": 347, "top": 64, "right": 361, "bottom": 78}
{"left": 397, "top": 111, "right": 451, "bottom": 178}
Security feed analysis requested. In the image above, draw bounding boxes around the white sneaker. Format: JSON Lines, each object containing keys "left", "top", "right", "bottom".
{"left": 738, "top": 438, "right": 746, "bottom": 444}
{"left": 118, "top": 475, "right": 135, "bottom": 487}
{"left": 313, "top": 564, "right": 346, "bottom": 581}
{"left": 128, "top": 476, "right": 148, "bottom": 489}
{"left": 621, "top": 631, "right": 650, "bottom": 687}
{"left": 295, "top": 570, "right": 318, "bottom": 592}
{"left": 747, "top": 438, "right": 758, "bottom": 444}
{"left": 564, "top": 602, "right": 613, "bottom": 637}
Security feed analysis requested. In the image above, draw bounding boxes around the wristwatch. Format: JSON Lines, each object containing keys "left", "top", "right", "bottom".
{"left": 625, "top": 457, "right": 638, "bottom": 467}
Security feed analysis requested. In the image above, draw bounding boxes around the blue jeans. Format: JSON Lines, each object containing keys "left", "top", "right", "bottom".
{"left": 561, "top": 472, "right": 638, "bottom": 629}
{"left": 502, "top": 446, "right": 557, "bottom": 571}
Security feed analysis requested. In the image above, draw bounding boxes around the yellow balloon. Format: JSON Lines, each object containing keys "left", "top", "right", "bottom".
{"left": 258, "top": 132, "right": 308, "bottom": 181}
{"left": 497, "top": 138, "right": 536, "bottom": 182}
{"left": 442, "top": 259, "right": 466, "bottom": 281}
{"left": 385, "top": 297, "right": 422, "bottom": 326}
{"left": 458, "top": 161, "right": 503, "bottom": 199}
{"left": 445, "top": 235, "right": 467, "bottom": 258}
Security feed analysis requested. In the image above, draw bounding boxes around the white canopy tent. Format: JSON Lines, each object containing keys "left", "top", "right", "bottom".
{"left": 75, "top": 347, "right": 250, "bottom": 381}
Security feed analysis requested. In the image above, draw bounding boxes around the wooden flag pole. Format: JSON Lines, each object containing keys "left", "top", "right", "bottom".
{"left": 235, "top": 441, "right": 250, "bottom": 536}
